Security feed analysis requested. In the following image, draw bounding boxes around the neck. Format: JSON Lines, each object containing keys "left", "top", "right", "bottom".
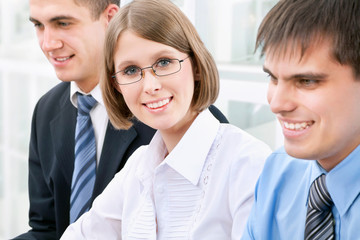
{"left": 160, "top": 111, "right": 198, "bottom": 154}
{"left": 76, "top": 79, "right": 98, "bottom": 93}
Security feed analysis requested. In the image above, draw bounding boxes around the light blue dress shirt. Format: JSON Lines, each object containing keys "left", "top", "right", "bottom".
{"left": 242, "top": 145, "right": 360, "bottom": 240}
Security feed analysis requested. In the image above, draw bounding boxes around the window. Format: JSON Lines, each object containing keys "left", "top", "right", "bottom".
{"left": 175, "top": 0, "right": 281, "bottom": 149}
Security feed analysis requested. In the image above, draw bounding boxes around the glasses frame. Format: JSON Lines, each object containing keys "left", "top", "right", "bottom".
{"left": 112, "top": 56, "right": 190, "bottom": 85}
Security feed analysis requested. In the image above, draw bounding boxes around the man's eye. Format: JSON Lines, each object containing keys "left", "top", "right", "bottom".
{"left": 124, "top": 67, "right": 141, "bottom": 76}
{"left": 266, "top": 74, "right": 278, "bottom": 85}
{"left": 299, "top": 79, "right": 319, "bottom": 86}
{"left": 33, "top": 23, "right": 43, "bottom": 28}
{"left": 58, "top": 22, "right": 70, "bottom": 27}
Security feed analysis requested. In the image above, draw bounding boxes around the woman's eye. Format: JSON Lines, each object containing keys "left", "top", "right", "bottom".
{"left": 156, "top": 59, "right": 172, "bottom": 68}
{"left": 123, "top": 67, "right": 140, "bottom": 76}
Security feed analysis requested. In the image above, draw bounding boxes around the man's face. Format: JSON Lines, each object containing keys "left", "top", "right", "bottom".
{"left": 29, "top": 0, "right": 109, "bottom": 92}
{"left": 265, "top": 39, "right": 360, "bottom": 171}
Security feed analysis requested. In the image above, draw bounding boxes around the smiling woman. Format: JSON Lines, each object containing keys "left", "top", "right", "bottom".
{"left": 113, "top": 31, "right": 196, "bottom": 152}
{"left": 60, "top": 0, "right": 272, "bottom": 239}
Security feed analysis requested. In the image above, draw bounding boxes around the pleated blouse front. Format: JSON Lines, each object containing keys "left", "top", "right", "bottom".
{"left": 61, "top": 109, "right": 271, "bottom": 240}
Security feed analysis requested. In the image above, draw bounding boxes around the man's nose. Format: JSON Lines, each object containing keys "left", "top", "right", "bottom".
{"left": 267, "top": 81, "right": 296, "bottom": 114}
{"left": 41, "top": 28, "right": 63, "bottom": 52}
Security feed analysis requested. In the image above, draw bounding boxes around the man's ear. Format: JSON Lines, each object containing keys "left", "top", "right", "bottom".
{"left": 104, "top": 4, "right": 120, "bottom": 23}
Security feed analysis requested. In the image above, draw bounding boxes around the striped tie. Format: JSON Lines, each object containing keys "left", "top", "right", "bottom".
{"left": 304, "top": 174, "right": 335, "bottom": 240}
{"left": 70, "top": 93, "right": 97, "bottom": 223}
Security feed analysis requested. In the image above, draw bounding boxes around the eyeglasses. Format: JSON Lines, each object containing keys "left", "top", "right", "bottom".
{"left": 112, "top": 56, "right": 190, "bottom": 85}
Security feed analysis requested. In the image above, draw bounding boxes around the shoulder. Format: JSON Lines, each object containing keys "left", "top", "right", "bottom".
{"left": 114, "top": 145, "right": 149, "bottom": 185}
{"left": 211, "top": 124, "right": 272, "bottom": 184}
{"left": 123, "top": 145, "right": 148, "bottom": 171}
{"left": 220, "top": 123, "right": 270, "bottom": 149}
{"left": 262, "top": 147, "right": 310, "bottom": 177}
{"left": 30, "top": 82, "right": 73, "bottom": 126}
{"left": 128, "top": 119, "right": 156, "bottom": 147}
{"left": 243, "top": 148, "right": 312, "bottom": 239}
{"left": 110, "top": 145, "right": 149, "bottom": 183}
{"left": 35, "top": 82, "right": 70, "bottom": 110}
{"left": 218, "top": 123, "right": 272, "bottom": 163}
{"left": 255, "top": 147, "right": 312, "bottom": 196}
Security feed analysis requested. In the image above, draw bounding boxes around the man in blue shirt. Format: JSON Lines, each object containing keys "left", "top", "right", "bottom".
{"left": 242, "top": 0, "right": 360, "bottom": 239}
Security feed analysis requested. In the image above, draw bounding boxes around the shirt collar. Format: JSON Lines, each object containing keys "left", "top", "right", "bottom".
{"left": 304, "top": 161, "right": 325, "bottom": 206}
{"left": 325, "top": 144, "right": 360, "bottom": 216}
{"left": 164, "top": 109, "right": 220, "bottom": 185}
{"left": 137, "top": 131, "right": 167, "bottom": 183}
{"left": 307, "top": 145, "right": 360, "bottom": 216}
{"left": 70, "top": 81, "right": 104, "bottom": 108}
{"left": 137, "top": 109, "right": 220, "bottom": 186}
{"left": 309, "top": 160, "right": 327, "bottom": 183}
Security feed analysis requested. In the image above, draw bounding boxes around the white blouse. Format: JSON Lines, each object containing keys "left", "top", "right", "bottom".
{"left": 61, "top": 109, "right": 271, "bottom": 240}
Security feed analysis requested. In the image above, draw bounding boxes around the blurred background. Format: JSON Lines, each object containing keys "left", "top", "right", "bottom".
{"left": 0, "top": 0, "right": 281, "bottom": 238}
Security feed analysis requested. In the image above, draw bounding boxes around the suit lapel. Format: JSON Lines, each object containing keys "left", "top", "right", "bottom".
{"left": 48, "top": 84, "right": 139, "bottom": 197}
{"left": 93, "top": 122, "right": 137, "bottom": 197}
{"left": 50, "top": 86, "right": 77, "bottom": 186}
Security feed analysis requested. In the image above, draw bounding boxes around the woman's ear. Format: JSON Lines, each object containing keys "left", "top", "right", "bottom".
{"left": 112, "top": 77, "right": 122, "bottom": 93}
{"left": 194, "top": 72, "right": 201, "bottom": 81}
{"left": 193, "top": 65, "right": 201, "bottom": 81}
{"left": 192, "top": 59, "right": 201, "bottom": 81}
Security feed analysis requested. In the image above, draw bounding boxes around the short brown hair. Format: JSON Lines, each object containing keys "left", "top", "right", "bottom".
{"left": 256, "top": 0, "right": 360, "bottom": 77}
{"left": 74, "top": 0, "right": 120, "bottom": 19}
{"left": 101, "top": 0, "right": 219, "bottom": 129}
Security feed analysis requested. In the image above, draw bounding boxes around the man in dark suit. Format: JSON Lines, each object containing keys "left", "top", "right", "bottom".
{"left": 13, "top": 0, "right": 228, "bottom": 239}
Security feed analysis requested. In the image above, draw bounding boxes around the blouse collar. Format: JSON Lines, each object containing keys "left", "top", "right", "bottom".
{"left": 136, "top": 109, "right": 220, "bottom": 186}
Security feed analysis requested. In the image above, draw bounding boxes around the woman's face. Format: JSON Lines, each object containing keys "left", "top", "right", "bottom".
{"left": 113, "top": 30, "right": 197, "bottom": 138}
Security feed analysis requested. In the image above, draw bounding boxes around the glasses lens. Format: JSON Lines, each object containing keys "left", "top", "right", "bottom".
{"left": 153, "top": 59, "right": 181, "bottom": 76}
{"left": 113, "top": 58, "right": 185, "bottom": 85}
{"left": 117, "top": 66, "right": 142, "bottom": 84}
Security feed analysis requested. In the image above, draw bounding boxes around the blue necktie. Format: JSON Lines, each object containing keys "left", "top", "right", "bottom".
{"left": 304, "top": 174, "right": 335, "bottom": 240}
{"left": 70, "top": 93, "right": 97, "bottom": 223}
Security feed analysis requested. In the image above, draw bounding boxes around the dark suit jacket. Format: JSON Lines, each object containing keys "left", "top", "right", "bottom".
{"left": 13, "top": 82, "right": 228, "bottom": 240}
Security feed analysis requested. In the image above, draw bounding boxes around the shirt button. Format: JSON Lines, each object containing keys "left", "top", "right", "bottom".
{"left": 204, "top": 176, "right": 209, "bottom": 185}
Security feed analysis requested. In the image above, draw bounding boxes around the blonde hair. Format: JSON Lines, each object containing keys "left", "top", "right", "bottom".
{"left": 101, "top": 0, "right": 219, "bottom": 129}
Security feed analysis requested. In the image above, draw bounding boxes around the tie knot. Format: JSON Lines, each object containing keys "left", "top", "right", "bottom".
{"left": 308, "top": 174, "right": 333, "bottom": 212}
{"left": 77, "top": 93, "right": 97, "bottom": 115}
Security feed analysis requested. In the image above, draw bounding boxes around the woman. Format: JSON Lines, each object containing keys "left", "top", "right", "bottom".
{"left": 61, "top": 0, "right": 271, "bottom": 239}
